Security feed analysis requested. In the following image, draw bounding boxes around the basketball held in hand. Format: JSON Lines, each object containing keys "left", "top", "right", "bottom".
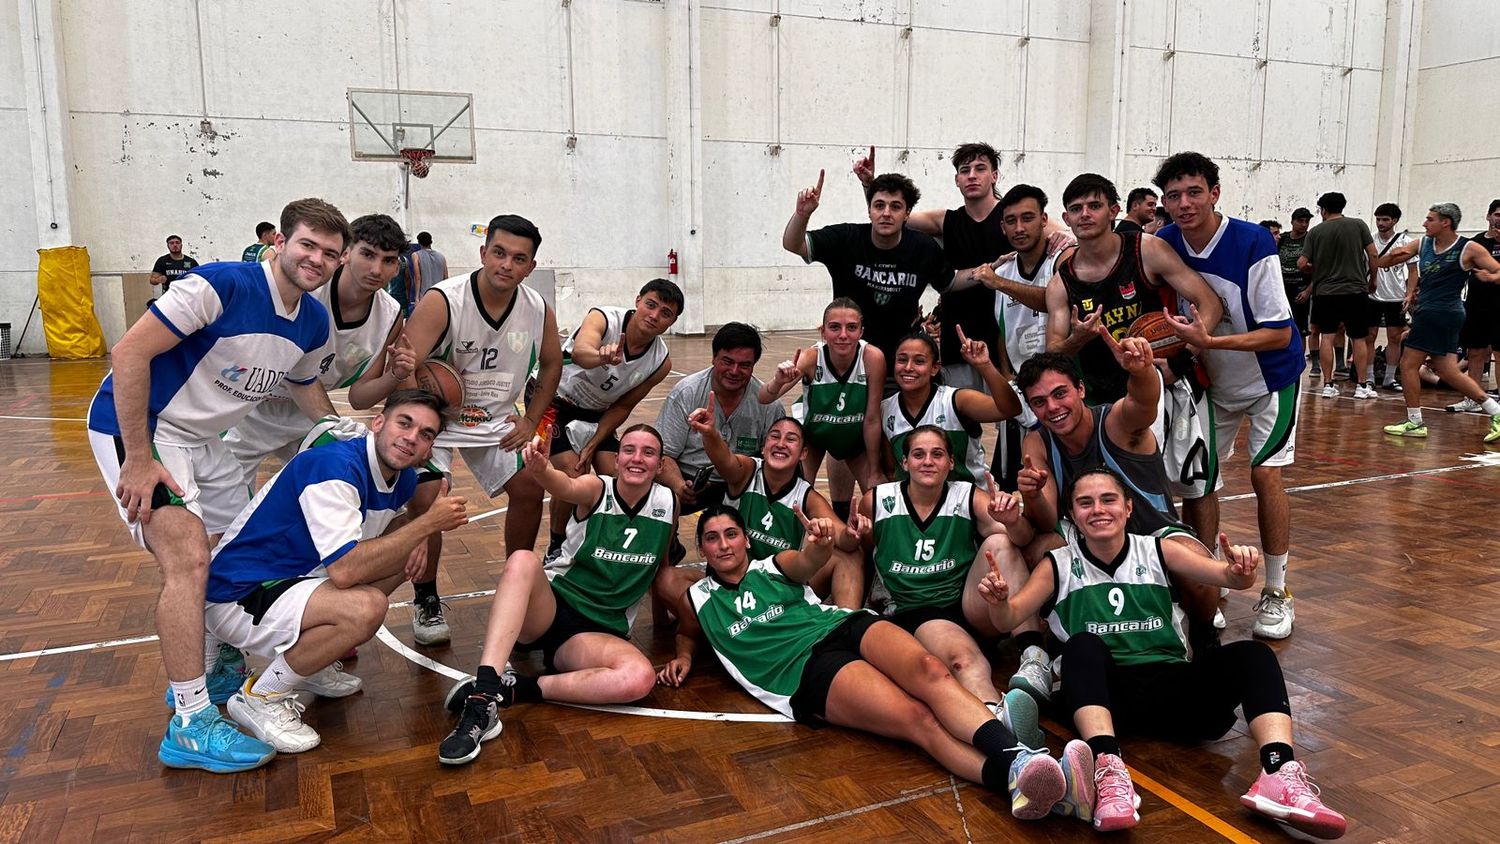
{"left": 1125, "top": 312, "right": 1186, "bottom": 360}
{"left": 414, "top": 359, "right": 465, "bottom": 413}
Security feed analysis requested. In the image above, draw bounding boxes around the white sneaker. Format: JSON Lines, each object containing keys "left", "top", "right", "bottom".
{"left": 1320, "top": 385, "right": 1339, "bottom": 399}
{"left": 1446, "top": 397, "right": 1483, "bottom": 413}
{"left": 1353, "top": 384, "right": 1376, "bottom": 400}
{"left": 1007, "top": 645, "right": 1053, "bottom": 703}
{"left": 228, "top": 683, "right": 321, "bottom": 753}
{"left": 413, "top": 595, "right": 451, "bottom": 645}
{"left": 1252, "top": 588, "right": 1295, "bottom": 639}
{"left": 296, "top": 661, "right": 363, "bottom": 698}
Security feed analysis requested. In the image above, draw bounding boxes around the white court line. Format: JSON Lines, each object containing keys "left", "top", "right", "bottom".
{"left": 0, "top": 415, "right": 87, "bottom": 422}
{"left": 374, "top": 625, "right": 791, "bottom": 723}
{"left": 6, "top": 460, "right": 1495, "bottom": 663}
{"left": 716, "top": 784, "right": 952, "bottom": 844}
{"left": 1219, "top": 461, "right": 1493, "bottom": 502}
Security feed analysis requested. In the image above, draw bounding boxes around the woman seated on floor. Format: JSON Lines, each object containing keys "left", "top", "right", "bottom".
{"left": 977, "top": 466, "right": 1347, "bottom": 838}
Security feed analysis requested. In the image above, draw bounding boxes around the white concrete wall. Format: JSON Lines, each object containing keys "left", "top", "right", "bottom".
{"left": 0, "top": 0, "right": 1495, "bottom": 354}
{"left": 1120, "top": 0, "right": 1387, "bottom": 223}
{"left": 1410, "top": 0, "right": 1500, "bottom": 232}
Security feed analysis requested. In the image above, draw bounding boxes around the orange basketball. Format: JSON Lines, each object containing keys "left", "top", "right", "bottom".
{"left": 414, "top": 359, "right": 465, "bottom": 412}
{"left": 1125, "top": 311, "right": 1186, "bottom": 360}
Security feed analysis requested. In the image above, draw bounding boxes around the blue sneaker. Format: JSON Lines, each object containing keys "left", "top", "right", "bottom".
{"left": 999, "top": 688, "right": 1044, "bottom": 750}
{"left": 163, "top": 650, "right": 250, "bottom": 708}
{"left": 157, "top": 707, "right": 276, "bottom": 773}
{"left": 1007, "top": 745, "right": 1066, "bottom": 820}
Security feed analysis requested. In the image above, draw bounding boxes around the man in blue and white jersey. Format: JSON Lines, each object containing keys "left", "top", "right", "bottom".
{"left": 224, "top": 213, "right": 417, "bottom": 492}
{"left": 87, "top": 198, "right": 350, "bottom": 773}
{"left": 1153, "top": 152, "right": 1305, "bottom": 642}
{"left": 206, "top": 391, "right": 468, "bottom": 756}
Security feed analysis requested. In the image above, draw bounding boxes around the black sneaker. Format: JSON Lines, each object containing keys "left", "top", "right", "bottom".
{"left": 443, "top": 667, "right": 518, "bottom": 714}
{"left": 438, "top": 694, "right": 501, "bottom": 765}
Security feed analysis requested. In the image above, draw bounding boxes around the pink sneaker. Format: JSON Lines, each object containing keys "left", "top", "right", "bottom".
{"left": 1240, "top": 761, "right": 1347, "bottom": 839}
{"left": 1092, "top": 753, "right": 1140, "bottom": 831}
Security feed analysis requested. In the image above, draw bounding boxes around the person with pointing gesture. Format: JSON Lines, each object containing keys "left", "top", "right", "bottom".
{"left": 974, "top": 467, "right": 1346, "bottom": 839}
{"left": 782, "top": 160, "right": 953, "bottom": 388}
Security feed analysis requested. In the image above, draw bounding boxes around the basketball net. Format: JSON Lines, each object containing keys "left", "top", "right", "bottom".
{"left": 399, "top": 147, "right": 434, "bottom": 179}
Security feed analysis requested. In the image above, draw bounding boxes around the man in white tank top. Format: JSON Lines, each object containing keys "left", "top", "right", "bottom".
{"left": 543, "top": 278, "right": 683, "bottom": 560}
{"left": 398, "top": 215, "right": 564, "bottom": 646}
{"left": 224, "top": 214, "right": 417, "bottom": 491}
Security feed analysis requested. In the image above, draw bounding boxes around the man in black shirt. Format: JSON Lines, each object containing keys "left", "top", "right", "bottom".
{"left": 1114, "top": 187, "right": 1158, "bottom": 234}
{"left": 852, "top": 143, "right": 1071, "bottom": 390}
{"left": 150, "top": 235, "right": 199, "bottom": 298}
{"left": 782, "top": 168, "right": 955, "bottom": 388}
{"left": 1278, "top": 207, "right": 1314, "bottom": 366}
{"left": 1459, "top": 198, "right": 1500, "bottom": 406}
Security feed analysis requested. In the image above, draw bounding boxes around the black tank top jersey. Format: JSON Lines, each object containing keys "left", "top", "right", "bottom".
{"left": 938, "top": 207, "right": 1010, "bottom": 367}
{"left": 1038, "top": 403, "right": 1187, "bottom": 536}
{"left": 1057, "top": 231, "right": 1180, "bottom": 404}
{"left": 1468, "top": 233, "right": 1500, "bottom": 310}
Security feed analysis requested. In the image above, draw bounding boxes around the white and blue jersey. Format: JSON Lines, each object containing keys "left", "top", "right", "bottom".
{"left": 206, "top": 436, "right": 416, "bottom": 602}
{"left": 87, "top": 261, "right": 333, "bottom": 445}
{"left": 1157, "top": 216, "right": 1304, "bottom": 402}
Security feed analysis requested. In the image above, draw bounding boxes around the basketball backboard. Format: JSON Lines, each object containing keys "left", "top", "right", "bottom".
{"left": 348, "top": 88, "right": 475, "bottom": 162}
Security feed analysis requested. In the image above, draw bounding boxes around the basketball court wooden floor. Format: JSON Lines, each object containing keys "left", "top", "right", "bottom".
{"left": 1, "top": 331, "right": 1497, "bottom": 843}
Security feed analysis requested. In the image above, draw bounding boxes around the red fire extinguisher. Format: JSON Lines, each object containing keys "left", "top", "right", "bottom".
{"left": 668, "top": 249, "right": 679, "bottom": 275}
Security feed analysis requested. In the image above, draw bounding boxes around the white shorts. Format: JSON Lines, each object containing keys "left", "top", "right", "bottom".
{"left": 205, "top": 577, "right": 325, "bottom": 658}
{"left": 223, "top": 399, "right": 320, "bottom": 491}
{"left": 1208, "top": 382, "right": 1300, "bottom": 472}
{"left": 88, "top": 429, "right": 250, "bottom": 546}
{"left": 428, "top": 444, "right": 523, "bottom": 498}
{"left": 1151, "top": 375, "right": 1223, "bottom": 500}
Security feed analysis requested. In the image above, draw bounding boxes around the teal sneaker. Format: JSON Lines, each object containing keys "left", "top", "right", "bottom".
{"left": 163, "top": 646, "right": 249, "bottom": 708}
{"left": 998, "top": 688, "right": 1044, "bottom": 750}
{"left": 157, "top": 707, "right": 276, "bottom": 773}
{"left": 1007, "top": 745, "right": 1066, "bottom": 820}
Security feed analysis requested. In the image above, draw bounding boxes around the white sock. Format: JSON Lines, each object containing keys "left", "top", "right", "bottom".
{"left": 171, "top": 676, "right": 211, "bottom": 718}
{"left": 204, "top": 635, "right": 221, "bottom": 675}
{"left": 1382, "top": 370, "right": 1396, "bottom": 386}
{"left": 1408, "top": 408, "right": 1423, "bottom": 426}
{"left": 251, "top": 654, "right": 305, "bottom": 697}
{"left": 1481, "top": 397, "right": 1500, "bottom": 416}
{"left": 1364, "top": 366, "right": 1375, "bottom": 382}
{"left": 1264, "top": 552, "right": 1288, "bottom": 591}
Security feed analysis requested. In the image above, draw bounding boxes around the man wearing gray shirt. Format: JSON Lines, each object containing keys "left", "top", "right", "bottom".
{"left": 656, "top": 322, "right": 784, "bottom": 516}
{"left": 415, "top": 231, "right": 448, "bottom": 298}
{"left": 1299, "top": 191, "right": 1378, "bottom": 399}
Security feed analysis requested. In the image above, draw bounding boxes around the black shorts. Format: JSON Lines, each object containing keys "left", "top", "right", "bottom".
{"left": 547, "top": 401, "right": 621, "bottom": 457}
{"left": 1369, "top": 299, "right": 1407, "bottom": 329}
{"left": 518, "top": 587, "right": 628, "bottom": 673}
{"left": 888, "top": 601, "right": 985, "bottom": 640}
{"left": 1285, "top": 286, "right": 1311, "bottom": 335}
{"left": 788, "top": 612, "right": 885, "bottom": 725}
{"left": 1311, "top": 292, "right": 1371, "bottom": 336}
{"left": 1460, "top": 304, "right": 1500, "bottom": 351}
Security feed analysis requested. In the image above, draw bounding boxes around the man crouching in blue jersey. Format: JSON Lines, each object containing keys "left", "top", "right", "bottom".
{"left": 203, "top": 390, "right": 468, "bottom": 757}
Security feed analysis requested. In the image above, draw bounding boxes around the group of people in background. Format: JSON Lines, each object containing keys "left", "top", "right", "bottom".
{"left": 107, "top": 142, "right": 1500, "bottom": 839}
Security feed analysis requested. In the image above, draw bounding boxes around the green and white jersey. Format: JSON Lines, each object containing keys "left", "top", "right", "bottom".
{"left": 881, "top": 385, "right": 987, "bottom": 483}
{"left": 557, "top": 306, "right": 668, "bottom": 411}
{"left": 724, "top": 458, "right": 811, "bottom": 561}
{"left": 689, "top": 558, "right": 860, "bottom": 718}
{"left": 792, "top": 341, "right": 869, "bottom": 460}
{"left": 1045, "top": 533, "right": 1189, "bottom": 666}
{"left": 548, "top": 477, "right": 676, "bottom": 637}
{"left": 871, "top": 480, "right": 979, "bottom": 613}
{"left": 429, "top": 272, "right": 547, "bottom": 446}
